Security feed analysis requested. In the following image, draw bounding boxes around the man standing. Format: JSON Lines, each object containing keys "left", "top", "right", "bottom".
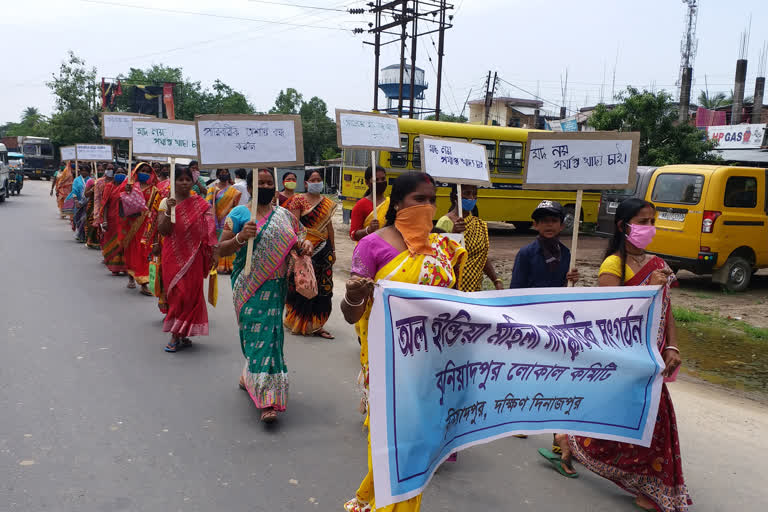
{"left": 232, "top": 168, "right": 250, "bottom": 205}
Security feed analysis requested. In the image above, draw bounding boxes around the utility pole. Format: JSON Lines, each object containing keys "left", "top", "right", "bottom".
{"left": 434, "top": 0, "right": 447, "bottom": 120}
{"left": 408, "top": 0, "right": 419, "bottom": 118}
{"left": 483, "top": 71, "right": 497, "bottom": 125}
{"left": 373, "top": 0, "right": 382, "bottom": 111}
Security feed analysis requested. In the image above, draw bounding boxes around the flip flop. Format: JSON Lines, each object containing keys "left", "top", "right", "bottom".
{"left": 314, "top": 329, "right": 335, "bottom": 340}
{"left": 260, "top": 409, "right": 278, "bottom": 424}
{"left": 140, "top": 288, "right": 153, "bottom": 297}
{"left": 181, "top": 338, "right": 192, "bottom": 347}
{"left": 538, "top": 448, "right": 578, "bottom": 478}
{"left": 164, "top": 339, "right": 180, "bottom": 353}
{"left": 127, "top": 281, "right": 137, "bottom": 289}
{"left": 238, "top": 377, "right": 247, "bottom": 391}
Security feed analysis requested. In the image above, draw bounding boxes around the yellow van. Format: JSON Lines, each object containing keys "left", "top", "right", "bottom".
{"left": 645, "top": 164, "right": 768, "bottom": 291}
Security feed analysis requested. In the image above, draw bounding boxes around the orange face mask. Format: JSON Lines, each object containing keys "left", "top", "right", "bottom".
{"left": 394, "top": 203, "right": 436, "bottom": 255}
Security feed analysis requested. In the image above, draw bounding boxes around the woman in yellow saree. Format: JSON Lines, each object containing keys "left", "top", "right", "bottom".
{"left": 349, "top": 165, "right": 389, "bottom": 243}
{"left": 207, "top": 169, "right": 242, "bottom": 274}
{"left": 341, "top": 172, "right": 466, "bottom": 512}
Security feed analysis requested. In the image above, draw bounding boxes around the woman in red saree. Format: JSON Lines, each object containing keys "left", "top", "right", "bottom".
{"left": 100, "top": 168, "right": 128, "bottom": 275}
{"left": 118, "top": 163, "right": 160, "bottom": 295}
{"left": 145, "top": 173, "right": 172, "bottom": 314}
{"left": 546, "top": 199, "right": 692, "bottom": 512}
{"left": 157, "top": 166, "right": 219, "bottom": 352}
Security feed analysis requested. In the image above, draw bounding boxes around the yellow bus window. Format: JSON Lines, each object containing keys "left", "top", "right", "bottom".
{"left": 389, "top": 134, "right": 409, "bottom": 168}
{"left": 343, "top": 149, "right": 370, "bottom": 168}
{"left": 471, "top": 139, "right": 496, "bottom": 171}
{"left": 498, "top": 141, "right": 524, "bottom": 174}
{"left": 413, "top": 136, "right": 422, "bottom": 169}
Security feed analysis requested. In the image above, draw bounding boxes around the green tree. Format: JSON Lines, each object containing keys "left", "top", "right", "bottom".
{"left": 46, "top": 51, "right": 100, "bottom": 146}
{"left": 2, "top": 107, "right": 51, "bottom": 137}
{"left": 269, "top": 88, "right": 304, "bottom": 115}
{"left": 698, "top": 90, "right": 728, "bottom": 110}
{"left": 424, "top": 113, "right": 467, "bottom": 123}
{"left": 299, "top": 96, "right": 337, "bottom": 164}
{"left": 589, "top": 87, "right": 719, "bottom": 166}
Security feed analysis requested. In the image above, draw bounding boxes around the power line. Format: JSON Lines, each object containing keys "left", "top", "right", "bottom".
{"left": 80, "top": 0, "right": 352, "bottom": 31}
{"left": 247, "top": 0, "right": 347, "bottom": 12}
{"left": 497, "top": 76, "right": 580, "bottom": 115}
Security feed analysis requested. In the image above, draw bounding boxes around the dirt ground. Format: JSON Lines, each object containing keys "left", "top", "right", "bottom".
{"left": 331, "top": 208, "right": 768, "bottom": 328}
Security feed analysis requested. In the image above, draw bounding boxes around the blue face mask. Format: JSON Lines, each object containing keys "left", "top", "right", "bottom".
{"left": 137, "top": 172, "right": 151, "bottom": 183}
{"left": 307, "top": 182, "right": 324, "bottom": 194}
{"left": 461, "top": 198, "right": 477, "bottom": 213}
{"left": 113, "top": 174, "right": 127, "bottom": 185}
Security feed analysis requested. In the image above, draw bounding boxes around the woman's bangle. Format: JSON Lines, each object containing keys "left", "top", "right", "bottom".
{"left": 365, "top": 226, "right": 371, "bottom": 235}
{"left": 163, "top": 211, "right": 171, "bottom": 217}
{"left": 494, "top": 278, "right": 503, "bottom": 284}
{"left": 343, "top": 293, "right": 366, "bottom": 307}
{"left": 663, "top": 346, "right": 680, "bottom": 354}
{"left": 234, "top": 232, "right": 245, "bottom": 245}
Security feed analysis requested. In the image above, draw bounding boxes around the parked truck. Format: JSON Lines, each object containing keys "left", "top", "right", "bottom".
{"left": 0, "top": 136, "right": 57, "bottom": 179}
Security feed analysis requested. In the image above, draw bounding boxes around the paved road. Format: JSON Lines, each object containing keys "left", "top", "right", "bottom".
{"left": 2, "top": 181, "right": 765, "bottom": 511}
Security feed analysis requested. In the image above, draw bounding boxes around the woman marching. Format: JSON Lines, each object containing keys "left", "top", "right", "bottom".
{"left": 83, "top": 177, "right": 101, "bottom": 249}
{"left": 434, "top": 183, "right": 504, "bottom": 292}
{"left": 156, "top": 166, "right": 219, "bottom": 353}
{"left": 349, "top": 165, "right": 388, "bottom": 243}
{"left": 55, "top": 162, "right": 75, "bottom": 219}
{"left": 542, "top": 198, "right": 692, "bottom": 512}
{"left": 218, "top": 169, "right": 312, "bottom": 423}
{"left": 207, "top": 168, "right": 242, "bottom": 274}
{"left": 341, "top": 172, "right": 466, "bottom": 512}
{"left": 69, "top": 166, "right": 92, "bottom": 243}
{"left": 278, "top": 171, "right": 298, "bottom": 205}
{"left": 145, "top": 167, "right": 173, "bottom": 314}
{"left": 100, "top": 168, "right": 128, "bottom": 275}
{"left": 119, "top": 163, "right": 159, "bottom": 295}
{"left": 283, "top": 170, "right": 337, "bottom": 339}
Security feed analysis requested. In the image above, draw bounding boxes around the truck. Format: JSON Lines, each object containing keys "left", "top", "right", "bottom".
{"left": 0, "top": 143, "right": 9, "bottom": 201}
{"left": 0, "top": 136, "right": 57, "bottom": 179}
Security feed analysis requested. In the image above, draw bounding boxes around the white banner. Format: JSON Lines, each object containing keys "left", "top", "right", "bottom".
{"left": 102, "top": 112, "right": 151, "bottom": 140}
{"left": 132, "top": 120, "right": 198, "bottom": 158}
{"left": 419, "top": 136, "right": 491, "bottom": 186}
{"left": 368, "top": 281, "right": 665, "bottom": 507}
{"left": 336, "top": 110, "right": 401, "bottom": 150}
{"left": 60, "top": 146, "right": 76, "bottom": 161}
{"left": 707, "top": 124, "right": 766, "bottom": 149}
{"left": 75, "top": 144, "right": 113, "bottom": 162}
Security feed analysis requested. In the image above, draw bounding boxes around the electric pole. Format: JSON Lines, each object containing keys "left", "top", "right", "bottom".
{"left": 483, "top": 71, "right": 497, "bottom": 125}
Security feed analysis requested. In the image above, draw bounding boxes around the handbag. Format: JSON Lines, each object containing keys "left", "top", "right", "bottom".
{"left": 208, "top": 270, "right": 218, "bottom": 307}
{"left": 120, "top": 186, "right": 148, "bottom": 217}
{"left": 291, "top": 252, "right": 318, "bottom": 300}
{"left": 148, "top": 259, "right": 162, "bottom": 297}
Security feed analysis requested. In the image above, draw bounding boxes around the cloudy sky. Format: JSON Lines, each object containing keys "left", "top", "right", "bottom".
{"left": 1, "top": 0, "right": 766, "bottom": 123}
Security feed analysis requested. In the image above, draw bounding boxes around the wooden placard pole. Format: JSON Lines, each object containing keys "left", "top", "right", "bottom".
{"left": 91, "top": 161, "right": 96, "bottom": 180}
{"left": 170, "top": 157, "right": 176, "bottom": 223}
{"left": 127, "top": 139, "right": 134, "bottom": 183}
{"left": 274, "top": 167, "right": 279, "bottom": 206}
{"left": 244, "top": 168, "right": 258, "bottom": 275}
{"left": 567, "top": 189, "right": 583, "bottom": 288}
{"left": 371, "top": 150, "right": 377, "bottom": 211}
{"left": 75, "top": 158, "right": 79, "bottom": 176}
{"left": 457, "top": 183, "right": 463, "bottom": 217}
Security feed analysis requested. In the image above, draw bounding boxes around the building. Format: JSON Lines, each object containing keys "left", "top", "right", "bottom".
{"left": 467, "top": 97, "right": 544, "bottom": 128}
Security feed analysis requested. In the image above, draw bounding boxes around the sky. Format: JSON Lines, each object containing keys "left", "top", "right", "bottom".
{"left": 1, "top": 0, "right": 766, "bottom": 124}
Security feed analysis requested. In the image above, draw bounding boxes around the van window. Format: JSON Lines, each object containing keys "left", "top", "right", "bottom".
{"left": 724, "top": 176, "right": 757, "bottom": 208}
{"left": 389, "top": 134, "right": 409, "bottom": 168}
{"left": 497, "top": 141, "right": 524, "bottom": 174}
{"left": 651, "top": 173, "right": 704, "bottom": 205}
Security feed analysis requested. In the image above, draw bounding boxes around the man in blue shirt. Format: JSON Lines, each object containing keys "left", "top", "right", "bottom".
{"left": 510, "top": 200, "right": 579, "bottom": 289}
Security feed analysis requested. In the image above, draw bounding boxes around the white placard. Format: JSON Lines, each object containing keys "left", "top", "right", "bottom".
{"left": 335, "top": 109, "right": 401, "bottom": 150}
{"left": 195, "top": 114, "right": 304, "bottom": 169}
{"left": 75, "top": 144, "right": 113, "bottom": 162}
{"left": 60, "top": 146, "right": 76, "bottom": 161}
{"left": 419, "top": 136, "right": 491, "bottom": 186}
{"left": 132, "top": 120, "right": 198, "bottom": 158}
{"left": 707, "top": 123, "right": 766, "bottom": 150}
{"left": 522, "top": 132, "right": 640, "bottom": 190}
{"left": 102, "top": 112, "right": 151, "bottom": 140}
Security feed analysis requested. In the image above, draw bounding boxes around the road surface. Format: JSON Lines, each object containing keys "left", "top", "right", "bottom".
{"left": 1, "top": 181, "right": 765, "bottom": 511}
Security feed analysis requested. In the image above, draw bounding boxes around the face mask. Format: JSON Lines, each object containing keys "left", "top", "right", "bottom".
{"left": 219, "top": 174, "right": 231, "bottom": 183}
{"left": 284, "top": 181, "right": 297, "bottom": 190}
{"left": 105, "top": 170, "right": 114, "bottom": 178}
{"left": 137, "top": 172, "right": 151, "bottom": 183}
{"left": 257, "top": 187, "right": 276, "bottom": 205}
{"left": 461, "top": 198, "right": 477, "bottom": 213}
{"left": 375, "top": 180, "right": 387, "bottom": 190}
{"left": 307, "top": 182, "right": 324, "bottom": 194}
{"left": 626, "top": 223, "right": 656, "bottom": 250}
{"left": 394, "top": 204, "right": 436, "bottom": 255}
{"left": 114, "top": 174, "right": 127, "bottom": 185}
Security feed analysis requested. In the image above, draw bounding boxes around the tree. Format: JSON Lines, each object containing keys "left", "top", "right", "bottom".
{"left": 269, "top": 88, "right": 304, "bottom": 115}
{"left": 299, "top": 96, "right": 338, "bottom": 164}
{"left": 698, "top": 90, "right": 728, "bottom": 110}
{"left": 46, "top": 51, "right": 100, "bottom": 146}
{"left": 589, "top": 87, "right": 719, "bottom": 166}
{"left": 424, "top": 113, "right": 467, "bottom": 123}
{"left": 2, "top": 107, "right": 50, "bottom": 137}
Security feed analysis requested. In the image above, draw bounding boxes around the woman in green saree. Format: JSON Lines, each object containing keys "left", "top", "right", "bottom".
{"left": 219, "top": 169, "right": 312, "bottom": 423}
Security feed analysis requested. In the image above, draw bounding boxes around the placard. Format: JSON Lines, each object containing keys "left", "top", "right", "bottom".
{"left": 75, "top": 144, "right": 114, "bottom": 162}
{"left": 707, "top": 123, "right": 766, "bottom": 150}
{"left": 522, "top": 132, "right": 640, "bottom": 190}
{"left": 368, "top": 280, "right": 664, "bottom": 507}
{"left": 335, "top": 109, "right": 401, "bottom": 150}
{"left": 418, "top": 136, "right": 491, "bottom": 186}
{"left": 60, "top": 146, "right": 76, "bottom": 161}
{"left": 195, "top": 114, "right": 304, "bottom": 169}
{"left": 102, "top": 112, "right": 151, "bottom": 140}
{"left": 132, "top": 119, "right": 198, "bottom": 158}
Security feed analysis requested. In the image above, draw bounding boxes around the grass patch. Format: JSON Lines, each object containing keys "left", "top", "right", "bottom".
{"left": 673, "top": 306, "right": 768, "bottom": 341}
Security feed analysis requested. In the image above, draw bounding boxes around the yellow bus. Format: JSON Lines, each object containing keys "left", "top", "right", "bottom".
{"left": 339, "top": 118, "right": 600, "bottom": 231}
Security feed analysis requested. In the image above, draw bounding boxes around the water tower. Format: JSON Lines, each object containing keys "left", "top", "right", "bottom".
{"left": 378, "top": 64, "right": 428, "bottom": 118}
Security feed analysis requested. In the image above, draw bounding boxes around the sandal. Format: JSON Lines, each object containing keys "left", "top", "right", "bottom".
{"left": 538, "top": 448, "right": 578, "bottom": 478}
{"left": 164, "top": 339, "right": 181, "bottom": 353}
{"left": 260, "top": 408, "right": 278, "bottom": 424}
{"left": 181, "top": 337, "right": 192, "bottom": 347}
{"left": 314, "top": 329, "right": 335, "bottom": 340}
{"left": 238, "top": 376, "right": 247, "bottom": 391}
{"left": 127, "top": 281, "right": 136, "bottom": 289}
{"left": 140, "top": 286, "right": 153, "bottom": 297}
